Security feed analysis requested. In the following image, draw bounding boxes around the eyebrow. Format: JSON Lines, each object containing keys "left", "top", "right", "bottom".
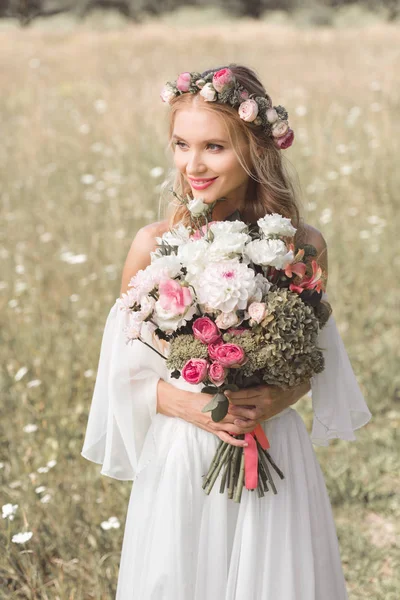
{"left": 172, "top": 134, "right": 228, "bottom": 144}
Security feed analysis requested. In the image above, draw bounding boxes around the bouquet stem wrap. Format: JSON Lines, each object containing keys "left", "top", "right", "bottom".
{"left": 244, "top": 424, "right": 270, "bottom": 489}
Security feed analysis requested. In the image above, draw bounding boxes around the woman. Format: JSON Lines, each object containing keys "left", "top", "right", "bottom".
{"left": 81, "top": 64, "right": 371, "bottom": 599}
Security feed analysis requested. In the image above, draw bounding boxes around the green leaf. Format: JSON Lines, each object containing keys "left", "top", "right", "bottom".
{"left": 211, "top": 399, "right": 229, "bottom": 422}
{"left": 201, "top": 394, "right": 219, "bottom": 413}
{"left": 201, "top": 385, "right": 219, "bottom": 395}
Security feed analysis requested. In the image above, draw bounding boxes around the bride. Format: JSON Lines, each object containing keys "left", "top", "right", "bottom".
{"left": 81, "top": 63, "right": 371, "bottom": 599}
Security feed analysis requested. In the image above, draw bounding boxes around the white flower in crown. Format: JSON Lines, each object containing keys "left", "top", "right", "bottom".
{"left": 199, "top": 83, "right": 217, "bottom": 102}
{"left": 245, "top": 238, "right": 294, "bottom": 269}
{"left": 160, "top": 83, "right": 176, "bottom": 104}
{"left": 187, "top": 197, "right": 209, "bottom": 217}
{"left": 266, "top": 108, "right": 279, "bottom": 123}
{"left": 257, "top": 213, "right": 297, "bottom": 237}
{"left": 238, "top": 99, "right": 259, "bottom": 123}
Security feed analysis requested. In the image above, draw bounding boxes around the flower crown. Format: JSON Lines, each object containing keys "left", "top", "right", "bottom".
{"left": 160, "top": 67, "right": 294, "bottom": 150}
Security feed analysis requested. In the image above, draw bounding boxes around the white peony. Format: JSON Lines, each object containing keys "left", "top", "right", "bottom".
{"left": 257, "top": 213, "right": 297, "bottom": 238}
{"left": 193, "top": 259, "right": 257, "bottom": 313}
{"left": 187, "top": 197, "right": 209, "bottom": 217}
{"left": 245, "top": 238, "right": 294, "bottom": 269}
{"left": 207, "top": 231, "right": 250, "bottom": 261}
{"left": 209, "top": 220, "right": 248, "bottom": 237}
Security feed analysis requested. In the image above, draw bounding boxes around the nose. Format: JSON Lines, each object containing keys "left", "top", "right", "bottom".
{"left": 186, "top": 150, "right": 207, "bottom": 176}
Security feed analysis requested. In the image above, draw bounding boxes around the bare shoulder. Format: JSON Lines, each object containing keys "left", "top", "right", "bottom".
{"left": 119, "top": 219, "right": 170, "bottom": 295}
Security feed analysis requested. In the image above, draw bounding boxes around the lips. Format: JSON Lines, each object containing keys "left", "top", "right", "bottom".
{"left": 188, "top": 177, "right": 218, "bottom": 183}
{"left": 189, "top": 177, "right": 218, "bottom": 190}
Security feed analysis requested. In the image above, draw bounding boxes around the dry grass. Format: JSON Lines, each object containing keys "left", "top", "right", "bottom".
{"left": 0, "top": 17, "right": 399, "bottom": 599}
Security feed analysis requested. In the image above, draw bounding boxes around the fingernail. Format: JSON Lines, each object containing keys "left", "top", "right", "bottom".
{"left": 243, "top": 443, "right": 248, "bottom": 447}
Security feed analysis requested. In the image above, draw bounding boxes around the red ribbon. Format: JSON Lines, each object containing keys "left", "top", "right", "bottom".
{"left": 244, "top": 425, "right": 270, "bottom": 490}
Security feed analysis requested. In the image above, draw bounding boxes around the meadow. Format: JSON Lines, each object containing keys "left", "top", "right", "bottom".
{"left": 0, "top": 11, "right": 399, "bottom": 599}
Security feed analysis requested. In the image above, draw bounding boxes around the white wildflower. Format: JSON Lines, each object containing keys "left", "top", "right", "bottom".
{"left": 12, "top": 532, "right": 33, "bottom": 544}
{"left": 149, "top": 166, "right": 164, "bottom": 178}
{"left": 15, "top": 367, "right": 28, "bottom": 382}
{"left": 23, "top": 424, "right": 38, "bottom": 433}
{"left": 2, "top": 503, "right": 18, "bottom": 520}
{"left": 27, "top": 379, "right": 41, "bottom": 388}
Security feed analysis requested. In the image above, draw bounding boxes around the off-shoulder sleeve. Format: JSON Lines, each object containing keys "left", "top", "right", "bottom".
{"left": 310, "top": 291, "right": 372, "bottom": 446}
{"left": 81, "top": 301, "right": 168, "bottom": 480}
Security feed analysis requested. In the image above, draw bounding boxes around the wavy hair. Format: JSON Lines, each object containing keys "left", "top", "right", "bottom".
{"left": 158, "top": 63, "right": 307, "bottom": 245}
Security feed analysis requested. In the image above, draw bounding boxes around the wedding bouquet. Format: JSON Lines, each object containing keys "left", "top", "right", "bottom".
{"left": 117, "top": 193, "right": 331, "bottom": 502}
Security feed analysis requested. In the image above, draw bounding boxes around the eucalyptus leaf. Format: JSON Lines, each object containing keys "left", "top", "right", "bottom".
{"left": 201, "top": 394, "right": 219, "bottom": 413}
{"left": 201, "top": 385, "right": 219, "bottom": 395}
{"left": 211, "top": 399, "right": 229, "bottom": 422}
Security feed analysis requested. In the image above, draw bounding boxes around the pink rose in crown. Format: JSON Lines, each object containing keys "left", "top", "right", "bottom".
{"left": 182, "top": 358, "right": 209, "bottom": 385}
{"left": 209, "top": 362, "right": 227, "bottom": 387}
{"left": 215, "top": 343, "right": 247, "bottom": 368}
{"left": 274, "top": 128, "right": 295, "bottom": 150}
{"left": 192, "top": 317, "right": 221, "bottom": 344}
{"left": 272, "top": 120, "right": 289, "bottom": 138}
{"left": 176, "top": 72, "right": 191, "bottom": 92}
{"left": 212, "top": 68, "right": 235, "bottom": 93}
{"left": 208, "top": 338, "right": 224, "bottom": 360}
{"left": 158, "top": 278, "right": 193, "bottom": 315}
{"left": 240, "top": 90, "right": 250, "bottom": 101}
{"left": 238, "top": 99, "right": 259, "bottom": 123}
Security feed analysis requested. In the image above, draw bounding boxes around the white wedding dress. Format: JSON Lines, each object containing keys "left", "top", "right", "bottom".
{"left": 81, "top": 290, "right": 371, "bottom": 600}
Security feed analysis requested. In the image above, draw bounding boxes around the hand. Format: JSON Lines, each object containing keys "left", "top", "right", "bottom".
{"left": 225, "top": 380, "right": 311, "bottom": 428}
{"left": 179, "top": 390, "right": 256, "bottom": 448}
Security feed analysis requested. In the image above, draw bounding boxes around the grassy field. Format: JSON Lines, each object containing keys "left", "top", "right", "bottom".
{"left": 0, "top": 14, "right": 399, "bottom": 599}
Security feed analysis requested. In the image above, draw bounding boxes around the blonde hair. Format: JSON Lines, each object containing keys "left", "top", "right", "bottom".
{"left": 158, "top": 63, "right": 307, "bottom": 246}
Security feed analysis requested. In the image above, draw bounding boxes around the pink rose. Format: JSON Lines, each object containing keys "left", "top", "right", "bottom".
{"left": 272, "top": 120, "right": 289, "bottom": 138}
{"left": 182, "top": 358, "right": 209, "bottom": 385}
{"left": 238, "top": 99, "right": 259, "bottom": 123}
{"left": 208, "top": 338, "right": 224, "bottom": 360}
{"left": 274, "top": 128, "right": 295, "bottom": 150}
{"left": 212, "top": 68, "right": 235, "bottom": 93}
{"left": 176, "top": 72, "right": 191, "bottom": 92}
{"left": 158, "top": 279, "right": 193, "bottom": 316}
{"left": 215, "top": 344, "right": 247, "bottom": 368}
{"left": 215, "top": 311, "right": 239, "bottom": 330}
{"left": 248, "top": 302, "right": 267, "bottom": 324}
{"left": 192, "top": 317, "right": 221, "bottom": 344}
{"left": 209, "top": 362, "right": 227, "bottom": 387}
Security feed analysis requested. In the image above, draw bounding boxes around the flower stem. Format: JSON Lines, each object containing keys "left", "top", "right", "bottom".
{"left": 234, "top": 449, "right": 246, "bottom": 503}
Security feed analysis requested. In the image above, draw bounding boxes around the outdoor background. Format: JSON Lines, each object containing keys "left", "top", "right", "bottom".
{"left": 1, "top": 1, "right": 399, "bottom": 598}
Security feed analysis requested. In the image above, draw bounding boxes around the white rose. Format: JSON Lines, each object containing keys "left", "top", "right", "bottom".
{"left": 160, "top": 84, "right": 176, "bottom": 104}
{"left": 248, "top": 302, "right": 267, "bottom": 324}
{"left": 207, "top": 232, "right": 250, "bottom": 261}
{"left": 187, "top": 197, "right": 208, "bottom": 217}
{"left": 209, "top": 220, "right": 248, "bottom": 236}
{"left": 215, "top": 311, "right": 239, "bottom": 330}
{"left": 257, "top": 213, "right": 297, "bottom": 238}
{"left": 148, "top": 255, "right": 183, "bottom": 281}
{"left": 266, "top": 108, "right": 278, "bottom": 123}
{"left": 199, "top": 82, "right": 217, "bottom": 102}
{"left": 177, "top": 239, "right": 209, "bottom": 280}
{"left": 245, "top": 238, "right": 294, "bottom": 269}
{"left": 153, "top": 302, "right": 197, "bottom": 333}
{"left": 272, "top": 120, "right": 289, "bottom": 138}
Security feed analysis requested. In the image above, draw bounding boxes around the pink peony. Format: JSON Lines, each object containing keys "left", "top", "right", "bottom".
{"left": 274, "top": 128, "right": 295, "bottom": 150}
{"left": 209, "top": 362, "right": 227, "bottom": 387}
{"left": 248, "top": 302, "right": 267, "bottom": 324}
{"left": 176, "top": 72, "right": 191, "bottom": 92}
{"left": 238, "top": 99, "right": 259, "bottom": 123}
{"left": 158, "top": 278, "right": 193, "bottom": 316}
{"left": 192, "top": 317, "right": 221, "bottom": 344}
{"left": 214, "top": 344, "right": 247, "bottom": 368}
{"left": 207, "top": 338, "right": 224, "bottom": 360}
{"left": 182, "top": 358, "right": 209, "bottom": 385}
{"left": 212, "top": 68, "right": 235, "bottom": 93}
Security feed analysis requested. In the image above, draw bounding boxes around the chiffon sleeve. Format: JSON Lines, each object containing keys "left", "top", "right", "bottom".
{"left": 310, "top": 291, "right": 372, "bottom": 446}
{"left": 81, "top": 301, "right": 169, "bottom": 481}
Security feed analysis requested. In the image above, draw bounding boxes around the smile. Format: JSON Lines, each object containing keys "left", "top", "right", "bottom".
{"left": 188, "top": 177, "right": 218, "bottom": 190}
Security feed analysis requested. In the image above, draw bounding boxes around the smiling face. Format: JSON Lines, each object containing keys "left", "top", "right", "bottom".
{"left": 172, "top": 104, "right": 252, "bottom": 219}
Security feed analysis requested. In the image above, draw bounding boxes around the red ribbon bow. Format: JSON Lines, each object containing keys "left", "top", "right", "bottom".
{"left": 244, "top": 425, "right": 270, "bottom": 489}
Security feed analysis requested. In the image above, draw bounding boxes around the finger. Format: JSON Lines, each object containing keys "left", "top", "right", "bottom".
{"left": 225, "top": 388, "right": 262, "bottom": 402}
{"left": 228, "top": 406, "right": 258, "bottom": 420}
{"left": 218, "top": 431, "right": 248, "bottom": 447}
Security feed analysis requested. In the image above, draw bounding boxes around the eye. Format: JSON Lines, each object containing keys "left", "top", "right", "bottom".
{"left": 174, "top": 141, "right": 223, "bottom": 151}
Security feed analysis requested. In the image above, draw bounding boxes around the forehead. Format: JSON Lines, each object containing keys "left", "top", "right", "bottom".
{"left": 172, "top": 107, "right": 229, "bottom": 141}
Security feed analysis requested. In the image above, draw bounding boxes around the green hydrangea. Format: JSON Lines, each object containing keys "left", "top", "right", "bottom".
{"left": 165, "top": 334, "right": 208, "bottom": 371}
